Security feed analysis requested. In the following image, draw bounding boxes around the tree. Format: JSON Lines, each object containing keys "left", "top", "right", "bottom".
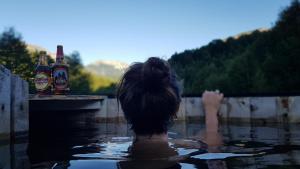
{"left": 0, "top": 28, "right": 34, "bottom": 81}
{"left": 65, "top": 52, "right": 93, "bottom": 94}
{"left": 168, "top": 0, "right": 300, "bottom": 95}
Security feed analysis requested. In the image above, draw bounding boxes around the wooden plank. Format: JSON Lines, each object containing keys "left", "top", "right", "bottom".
{"left": 11, "top": 75, "right": 29, "bottom": 139}
{"left": 29, "top": 94, "right": 105, "bottom": 101}
{"left": 0, "top": 65, "right": 11, "bottom": 141}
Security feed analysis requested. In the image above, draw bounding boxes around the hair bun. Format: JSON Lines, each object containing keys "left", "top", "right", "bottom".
{"left": 142, "top": 57, "right": 170, "bottom": 90}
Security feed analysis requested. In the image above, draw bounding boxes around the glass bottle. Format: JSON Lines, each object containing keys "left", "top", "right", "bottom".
{"left": 52, "top": 45, "right": 69, "bottom": 95}
{"left": 34, "top": 51, "right": 52, "bottom": 95}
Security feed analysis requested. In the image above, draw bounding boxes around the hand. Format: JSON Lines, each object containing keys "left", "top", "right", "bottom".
{"left": 202, "top": 90, "right": 224, "bottom": 116}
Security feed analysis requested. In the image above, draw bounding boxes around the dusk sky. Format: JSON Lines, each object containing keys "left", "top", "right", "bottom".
{"left": 0, "top": 0, "right": 291, "bottom": 65}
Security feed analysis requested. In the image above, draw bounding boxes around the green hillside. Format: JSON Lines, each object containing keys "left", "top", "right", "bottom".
{"left": 86, "top": 60, "right": 128, "bottom": 81}
{"left": 169, "top": 0, "right": 300, "bottom": 95}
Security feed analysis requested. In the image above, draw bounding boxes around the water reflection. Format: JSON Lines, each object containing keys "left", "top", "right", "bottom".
{"left": 0, "top": 140, "right": 29, "bottom": 169}
{"left": 1, "top": 118, "right": 300, "bottom": 169}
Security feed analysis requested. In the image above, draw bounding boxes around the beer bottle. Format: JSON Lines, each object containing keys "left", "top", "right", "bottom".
{"left": 34, "top": 51, "right": 52, "bottom": 95}
{"left": 52, "top": 45, "right": 70, "bottom": 95}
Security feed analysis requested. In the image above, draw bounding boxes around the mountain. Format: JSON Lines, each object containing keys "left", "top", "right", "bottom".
{"left": 26, "top": 43, "right": 128, "bottom": 80}
{"left": 85, "top": 60, "right": 129, "bottom": 81}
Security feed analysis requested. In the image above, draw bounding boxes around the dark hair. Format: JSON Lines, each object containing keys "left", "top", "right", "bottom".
{"left": 117, "top": 57, "right": 181, "bottom": 135}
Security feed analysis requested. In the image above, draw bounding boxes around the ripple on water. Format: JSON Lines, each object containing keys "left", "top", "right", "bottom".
{"left": 72, "top": 137, "right": 131, "bottom": 160}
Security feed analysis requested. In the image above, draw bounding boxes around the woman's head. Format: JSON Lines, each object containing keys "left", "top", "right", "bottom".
{"left": 117, "top": 57, "right": 181, "bottom": 135}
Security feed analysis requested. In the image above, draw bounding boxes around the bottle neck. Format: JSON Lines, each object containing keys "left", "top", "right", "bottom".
{"left": 56, "top": 55, "right": 64, "bottom": 64}
{"left": 56, "top": 45, "right": 64, "bottom": 64}
{"left": 38, "top": 55, "right": 48, "bottom": 66}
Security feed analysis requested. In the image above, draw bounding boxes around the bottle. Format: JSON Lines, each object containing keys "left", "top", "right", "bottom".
{"left": 34, "top": 51, "right": 52, "bottom": 95}
{"left": 52, "top": 45, "right": 69, "bottom": 95}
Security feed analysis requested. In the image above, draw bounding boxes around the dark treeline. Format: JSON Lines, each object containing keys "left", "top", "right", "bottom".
{"left": 169, "top": 0, "right": 300, "bottom": 95}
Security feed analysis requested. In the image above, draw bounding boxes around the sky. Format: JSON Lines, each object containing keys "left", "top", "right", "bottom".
{"left": 0, "top": 0, "right": 292, "bottom": 65}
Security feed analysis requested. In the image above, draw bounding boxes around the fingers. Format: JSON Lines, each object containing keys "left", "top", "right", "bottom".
{"left": 203, "top": 90, "right": 223, "bottom": 95}
{"left": 219, "top": 93, "right": 224, "bottom": 99}
{"left": 202, "top": 90, "right": 224, "bottom": 101}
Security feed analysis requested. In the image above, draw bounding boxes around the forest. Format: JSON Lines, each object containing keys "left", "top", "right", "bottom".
{"left": 169, "top": 0, "right": 300, "bottom": 95}
{"left": 0, "top": 1, "right": 299, "bottom": 96}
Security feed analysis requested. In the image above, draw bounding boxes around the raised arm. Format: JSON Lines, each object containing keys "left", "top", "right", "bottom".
{"left": 201, "top": 90, "right": 224, "bottom": 151}
{"left": 202, "top": 91, "right": 223, "bottom": 132}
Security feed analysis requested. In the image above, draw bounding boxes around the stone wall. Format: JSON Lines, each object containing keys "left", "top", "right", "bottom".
{"left": 0, "top": 65, "right": 29, "bottom": 141}
{"left": 103, "top": 96, "right": 300, "bottom": 123}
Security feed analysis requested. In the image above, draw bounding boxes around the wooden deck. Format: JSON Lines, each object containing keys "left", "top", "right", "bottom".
{"left": 29, "top": 95, "right": 106, "bottom": 112}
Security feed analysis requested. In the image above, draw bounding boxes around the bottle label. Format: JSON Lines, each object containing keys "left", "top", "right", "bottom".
{"left": 35, "top": 73, "right": 50, "bottom": 91}
{"left": 53, "top": 67, "right": 68, "bottom": 90}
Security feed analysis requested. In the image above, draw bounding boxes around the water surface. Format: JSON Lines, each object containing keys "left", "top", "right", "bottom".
{"left": 1, "top": 120, "right": 300, "bottom": 169}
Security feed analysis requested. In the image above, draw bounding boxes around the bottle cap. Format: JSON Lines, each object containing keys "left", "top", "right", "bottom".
{"left": 40, "top": 51, "right": 47, "bottom": 55}
{"left": 56, "top": 45, "right": 64, "bottom": 57}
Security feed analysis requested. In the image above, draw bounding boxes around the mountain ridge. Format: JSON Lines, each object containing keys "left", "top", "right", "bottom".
{"left": 85, "top": 60, "right": 128, "bottom": 80}
{"left": 26, "top": 28, "right": 269, "bottom": 81}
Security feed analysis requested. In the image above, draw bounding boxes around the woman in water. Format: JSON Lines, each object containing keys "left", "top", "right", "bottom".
{"left": 117, "top": 57, "right": 225, "bottom": 169}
